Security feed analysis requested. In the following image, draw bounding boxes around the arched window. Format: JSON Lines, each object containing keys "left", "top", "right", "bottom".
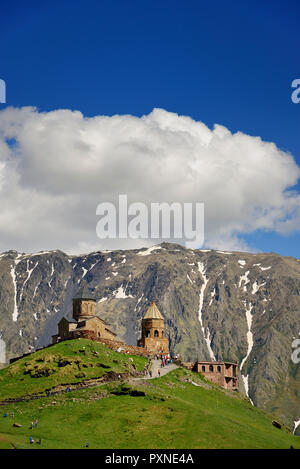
{"left": 146, "top": 330, "right": 151, "bottom": 337}
{"left": 98, "top": 332, "right": 101, "bottom": 337}
{"left": 209, "top": 365, "right": 214, "bottom": 372}
{"left": 83, "top": 303, "right": 88, "bottom": 314}
{"left": 217, "top": 365, "right": 221, "bottom": 373}
{"left": 154, "top": 330, "right": 159, "bottom": 337}
{"left": 202, "top": 365, "right": 206, "bottom": 372}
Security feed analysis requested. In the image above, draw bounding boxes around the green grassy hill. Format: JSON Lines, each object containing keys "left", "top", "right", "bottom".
{"left": 0, "top": 339, "right": 147, "bottom": 400}
{"left": 0, "top": 339, "right": 299, "bottom": 449}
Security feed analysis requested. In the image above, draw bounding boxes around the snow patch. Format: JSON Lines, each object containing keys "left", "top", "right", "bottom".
{"left": 20, "top": 260, "right": 38, "bottom": 301}
{"left": 197, "top": 262, "right": 215, "bottom": 360}
{"left": 11, "top": 256, "right": 21, "bottom": 322}
{"left": 239, "top": 271, "right": 250, "bottom": 292}
{"left": 134, "top": 295, "right": 144, "bottom": 311}
{"left": 187, "top": 274, "right": 193, "bottom": 285}
{"left": 294, "top": 420, "right": 300, "bottom": 434}
{"left": 251, "top": 281, "right": 266, "bottom": 294}
{"left": 97, "top": 297, "right": 107, "bottom": 303}
{"left": 33, "top": 283, "right": 40, "bottom": 298}
{"left": 137, "top": 246, "right": 163, "bottom": 256}
{"left": 260, "top": 266, "right": 271, "bottom": 271}
{"left": 240, "top": 302, "right": 254, "bottom": 404}
{"left": 114, "top": 285, "right": 134, "bottom": 299}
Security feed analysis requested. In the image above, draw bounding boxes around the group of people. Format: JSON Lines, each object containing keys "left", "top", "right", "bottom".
{"left": 29, "top": 418, "right": 42, "bottom": 445}
{"left": 3, "top": 411, "right": 42, "bottom": 446}
{"left": 142, "top": 352, "right": 178, "bottom": 379}
{"left": 160, "top": 357, "right": 172, "bottom": 367}
{"left": 29, "top": 436, "right": 42, "bottom": 445}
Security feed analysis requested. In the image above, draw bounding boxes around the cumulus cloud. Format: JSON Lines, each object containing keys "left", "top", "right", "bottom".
{"left": 0, "top": 106, "right": 299, "bottom": 254}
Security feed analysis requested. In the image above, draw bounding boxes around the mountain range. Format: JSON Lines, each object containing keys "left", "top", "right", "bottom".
{"left": 0, "top": 243, "right": 299, "bottom": 430}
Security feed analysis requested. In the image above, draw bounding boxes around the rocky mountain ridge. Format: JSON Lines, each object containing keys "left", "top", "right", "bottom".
{"left": 0, "top": 243, "right": 299, "bottom": 429}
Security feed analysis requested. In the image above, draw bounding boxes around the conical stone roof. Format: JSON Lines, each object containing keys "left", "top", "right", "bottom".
{"left": 143, "top": 301, "right": 163, "bottom": 320}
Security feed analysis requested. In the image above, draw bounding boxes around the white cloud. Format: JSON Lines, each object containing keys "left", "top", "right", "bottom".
{"left": 0, "top": 106, "right": 299, "bottom": 254}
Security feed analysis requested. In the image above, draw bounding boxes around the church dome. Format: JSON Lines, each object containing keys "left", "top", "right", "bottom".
{"left": 143, "top": 301, "right": 164, "bottom": 320}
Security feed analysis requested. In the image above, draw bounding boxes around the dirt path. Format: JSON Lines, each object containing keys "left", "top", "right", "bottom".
{"left": 0, "top": 370, "right": 138, "bottom": 406}
{"left": 0, "top": 360, "right": 177, "bottom": 406}
{"left": 138, "top": 358, "right": 177, "bottom": 379}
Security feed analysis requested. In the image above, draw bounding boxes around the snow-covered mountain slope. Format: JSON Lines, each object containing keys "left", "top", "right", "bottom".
{"left": 0, "top": 243, "right": 300, "bottom": 428}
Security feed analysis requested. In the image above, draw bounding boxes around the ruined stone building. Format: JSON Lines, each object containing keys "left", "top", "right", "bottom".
{"left": 137, "top": 301, "right": 169, "bottom": 355}
{"left": 52, "top": 285, "right": 117, "bottom": 343}
{"left": 193, "top": 361, "right": 238, "bottom": 390}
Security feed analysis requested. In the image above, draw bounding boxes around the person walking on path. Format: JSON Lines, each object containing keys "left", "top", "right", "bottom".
{"left": 158, "top": 369, "right": 161, "bottom": 377}
{"left": 35, "top": 419, "right": 38, "bottom": 428}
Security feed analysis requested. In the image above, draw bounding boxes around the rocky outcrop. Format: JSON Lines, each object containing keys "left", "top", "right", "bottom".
{"left": 0, "top": 243, "right": 299, "bottom": 427}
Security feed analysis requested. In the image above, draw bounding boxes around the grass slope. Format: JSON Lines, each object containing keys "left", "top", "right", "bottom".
{"left": 0, "top": 339, "right": 147, "bottom": 400}
{"left": 0, "top": 344, "right": 299, "bottom": 449}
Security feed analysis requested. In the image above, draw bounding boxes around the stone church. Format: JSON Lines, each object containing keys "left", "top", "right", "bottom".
{"left": 52, "top": 286, "right": 169, "bottom": 356}
{"left": 52, "top": 285, "right": 117, "bottom": 343}
{"left": 137, "top": 301, "right": 169, "bottom": 355}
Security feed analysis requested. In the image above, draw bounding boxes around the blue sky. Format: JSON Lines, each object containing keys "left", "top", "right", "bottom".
{"left": 0, "top": 0, "right": 300, "bottom": 257}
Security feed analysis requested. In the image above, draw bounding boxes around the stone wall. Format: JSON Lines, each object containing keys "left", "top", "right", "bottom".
{"left": 73, "top": 299, "right": 96, "bottom": 320}
{"left": 71, "top": 330, "right": 98, "bottom": 341}
{"left": 76, "top": 317, "right": 116, "bottom": 341}
{"left": 141, "top": 318, "right": 165, "bottom": 339}
{"left": 137, "top": 336, "right": 169, "bottom": 354}
{"left": 182, "top": 362, "right": 194, "bottom": 370}
{"left": 97, "top": 337, "right": 151, "bottom": 357}
{"left": 192, "top": 361, "right": 238, "bottom": 389}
